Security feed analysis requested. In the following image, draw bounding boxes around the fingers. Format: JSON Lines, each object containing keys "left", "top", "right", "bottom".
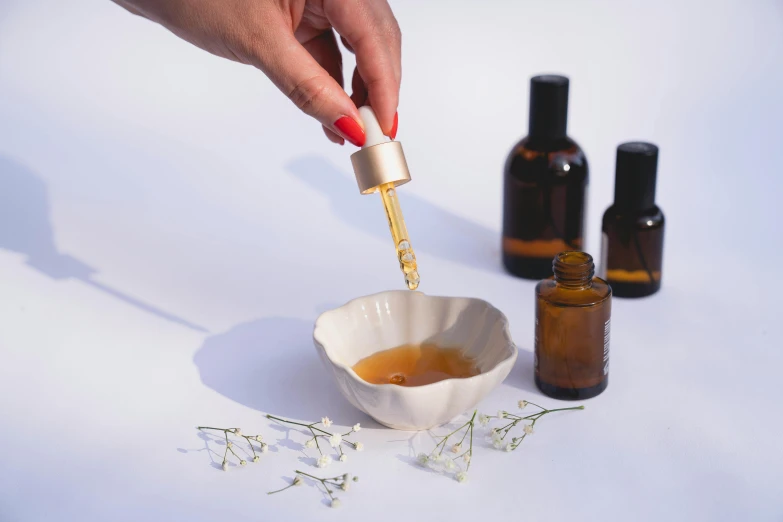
{"left": 301, "top": 30, "right": 346, "bottom": 145}
{"left": 349, "top": 67, "right": 368, "bottom": 108}
{"left": 323, "top": 126, "right": 345, "bottom": 145}
{"left": 247, "top": 16, "right": 366, "bottom": 147}
{"left": 326, "top": 0, "right": 401, "bottom": 136}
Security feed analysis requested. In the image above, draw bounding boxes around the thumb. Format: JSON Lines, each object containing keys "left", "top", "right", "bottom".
{"left": 248, "top": 20, "right": 366, "bottom": 147}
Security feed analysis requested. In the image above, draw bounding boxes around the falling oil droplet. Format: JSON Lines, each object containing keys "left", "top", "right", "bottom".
{"left": 405, "top": 270, "right": 420, "bottom": 290}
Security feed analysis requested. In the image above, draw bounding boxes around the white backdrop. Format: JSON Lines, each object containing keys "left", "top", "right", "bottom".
{"left": 1, "top": 0, "right": 782, "bottom": 520}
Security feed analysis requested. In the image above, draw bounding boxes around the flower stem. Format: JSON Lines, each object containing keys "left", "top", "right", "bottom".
{"left": 266, "top": 414, "right": 331, "bottom": 436}
{"left": 267, "top": 483, "right": 297, "bottom": 495}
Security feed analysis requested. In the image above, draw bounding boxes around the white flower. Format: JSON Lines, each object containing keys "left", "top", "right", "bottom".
{"left": 317, "top": 455, "right": 332, "bottom": 468}
{"left": 226, "top": 442, "right": 233, "bottom": 448}
{"left": 491, "top": 431, "right": 504, "bottom": 449}
{"left": 445, "top": 459, "right": 456, "bottom": 470}
{"left": 321, "top": 417, "right": 332, "bottom": 428}
{"left": 330, "top": 498, "right": 341, "bottom": 508}
{"left": 252, "top": 456, "right": 260, "bottom": 463}
{"left": 329, "top": 434, "right": 343, "bottom": 448}
{"left": 504, "top": 443, "right": 513, "bottom": 452}
{"left": 342, "top": 473, "right": 350, "bottom": 482}
{"left": 293, "top": 476, "right": 303, "bottom": 486}
{"left": 478, "top": 414, "right": 490, "bottom": 427}
{"left": 255, "top": 435, "right": 263, "bottom": 442}
{"left": 339, "top": 454, "right": 347, "bottom": 463}
{"left": 260, "top": 443, "right": 269, "bottom": 453}
{"left": 451, "top": 443, "right": 462, "bottom": 453}
{"left": 455, "top": 471, "right": 468, "bottom": 483}
{"left": 341, "top": 481, "right": 350, "bottom": 491}
{"left": 497, "top": 410, "right": 506, "bottom": 419}
{"left": 518, "top": 400, "right": 528, "bottom": 410}
{"left": 305, "top": 439, "right": 316, "bottom": 449}
{"left": 352, "top": 423, "right": 361, "bottom": 432}
{"left": 524, "top": 424, "right": 534, "bottom": 435}
{"left": 416, "top": 453, "right": 429, "bottom": 466}
{"left": 463, "top": 453, "right": 471, "bottom": 464}
{"left": 234, "top": 428, "right": 242, "bottom": 436}
{"left": 240, "top": 460, "right": 247, "bottom": 466}
{"left": 354, "top": 442, "right": 364, "bottom": 452}
{"left": 433, "top": 453, "right": 444, "bottom": 463}
{"left": 490, "top": 428, "right": 499, "bottom": 436}
{"left": 221, "top": 460, "right": 228, "bottom": 471}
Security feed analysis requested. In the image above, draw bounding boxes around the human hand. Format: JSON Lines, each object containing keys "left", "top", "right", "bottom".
{"left": 113, "top": 0, "right": 402, "bottom": 146}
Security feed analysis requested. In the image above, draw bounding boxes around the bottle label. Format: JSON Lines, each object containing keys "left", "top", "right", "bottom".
{"left": 599, "top": 232, "right": 609, "bottom": 278}
{"left": 603, "top": 318, "right": 611, "bottom": 375}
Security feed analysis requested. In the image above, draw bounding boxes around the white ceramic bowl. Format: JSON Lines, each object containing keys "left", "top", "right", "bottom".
{"left": 313, "top": 291, "right": 518, "bottom": 430}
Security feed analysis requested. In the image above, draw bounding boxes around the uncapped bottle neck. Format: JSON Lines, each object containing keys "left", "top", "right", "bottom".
{"left": 552, "top": 251, "right": 594, "bottom": 288}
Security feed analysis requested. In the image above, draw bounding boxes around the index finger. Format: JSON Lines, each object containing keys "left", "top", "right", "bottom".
{"left": 326, "top": 0, "right": 401, "bottom": 135}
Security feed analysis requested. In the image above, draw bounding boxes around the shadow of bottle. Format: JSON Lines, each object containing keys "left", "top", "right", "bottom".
{"left": 0, "top": 155, "right": 206, "bottom": 332}
{"left": 286, "top": 155, "right": 502, "bottom": 274}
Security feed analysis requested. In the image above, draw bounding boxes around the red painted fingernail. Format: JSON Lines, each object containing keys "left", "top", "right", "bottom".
{"left": 390, "top": 112, "right": 399, "bottom": 140}
{"left": 334, "top": 116, "right": 366, "bottom": 147}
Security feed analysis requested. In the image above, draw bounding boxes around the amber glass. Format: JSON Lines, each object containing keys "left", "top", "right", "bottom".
{"left": 535, "top": 252, "right": 611, "bottom": 400}
{"left": 502, "top": 137, "right": 588, "bottom": 280}
{"left": 600, "top": 205, "right": 664, "bottom": 298}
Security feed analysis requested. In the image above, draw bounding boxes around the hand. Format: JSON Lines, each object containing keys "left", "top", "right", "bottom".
{"left": 113, "top": 0, "right": 402, "bottom": 146}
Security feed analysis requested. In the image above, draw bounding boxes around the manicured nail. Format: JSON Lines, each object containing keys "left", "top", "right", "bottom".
{"left": 334, "top": 116, "right": 366, "bottom": 147}
{"left": 390, "top": 112, "right": 399, "bottom": 140}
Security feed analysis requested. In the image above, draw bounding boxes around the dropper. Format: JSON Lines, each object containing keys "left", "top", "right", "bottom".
{"left": 349, "top": 106, "right": 420, "bottom": 290}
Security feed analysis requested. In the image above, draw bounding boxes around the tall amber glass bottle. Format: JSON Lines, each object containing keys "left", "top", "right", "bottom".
{"left": 600, "top": 142, "right": 664, "bottom": 298}
{"left": 535, "top": 252, "right": 611, "bottom": 400}
{"left": 502, "top": 75, "right": 588, "bottom": 280}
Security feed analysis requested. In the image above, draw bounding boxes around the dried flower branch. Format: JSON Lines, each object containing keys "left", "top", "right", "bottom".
{"left": 417, "top": 410, "right": 476, "bottom": 483}
{"left": 483, "top": 400, "right": 584, "bottom": 451}
{"left": 265, "top": 414, "right": 363, "bottom": 467}
{"left": 268, "top": 471, "right": 359, "bottom": 508}
{"left": 197, "top": 426, "right": 268, "bottom": 470}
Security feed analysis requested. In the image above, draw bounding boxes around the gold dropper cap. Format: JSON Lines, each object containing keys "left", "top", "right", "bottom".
{"left": 350, "top": 141, "right": 411, "bottom": 194}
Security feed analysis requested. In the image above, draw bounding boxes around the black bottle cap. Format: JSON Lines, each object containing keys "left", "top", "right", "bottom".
{"left": 614, "top": 142, "right": 659, "bottom": 211}
{"left": 528, "top": 75, "right": 569, "bottom": 140}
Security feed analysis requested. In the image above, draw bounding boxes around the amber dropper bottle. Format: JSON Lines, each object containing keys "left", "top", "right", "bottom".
{"left": 350, "top": 106, "right": 420, "bottom": 290}
{"left": 600, "top": 142, "right": 664, "bottom": 298}
{"left": 502, "top": 75, "right": 588, "bottom": 280}
{"left": 535, "top": 252, "right": 611, "bottom": 400}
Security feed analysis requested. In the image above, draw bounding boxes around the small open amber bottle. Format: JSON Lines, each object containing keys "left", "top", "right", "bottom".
{"left": 600, "top": 142, "right": 664, "bottom": 298}
{"left": 535, "top": 251, "right": 611, "bottom": 400}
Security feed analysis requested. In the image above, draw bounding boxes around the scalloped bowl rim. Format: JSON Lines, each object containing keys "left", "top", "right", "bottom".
{"left": 313, "top": 291, "right": 518, "bottom": 392}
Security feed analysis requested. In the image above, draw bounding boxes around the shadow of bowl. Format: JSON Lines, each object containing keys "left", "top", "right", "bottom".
{"left": 193, "top": 317, "right": 373, "bottom": 426}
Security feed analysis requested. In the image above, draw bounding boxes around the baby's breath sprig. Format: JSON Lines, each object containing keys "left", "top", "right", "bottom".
{"left": 482, "top": 400, "right": 584, "bottom": 451}
{"left": 197, "top": 426, "right": 269, "bottom": 470}
{"left": 265, "top": 414, "right": 363, "bottom": 467}
{"left": 416, "top": 410, "right": 476, "bottom": 483}
{"left": 268, "top": 471, "right": 359, "bottom": 508}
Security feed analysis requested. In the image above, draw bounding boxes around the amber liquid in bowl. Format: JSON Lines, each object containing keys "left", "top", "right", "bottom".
{"left": 352, "top": 344, "right": 479, "bottom": 386}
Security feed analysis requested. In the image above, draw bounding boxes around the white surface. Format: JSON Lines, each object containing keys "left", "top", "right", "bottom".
{"left": 1, "top": 0, "right": 782, "bottom": 520}
{"left": 314, "top": 291, "right": 517, "bottom": 430}
{"left": 358, "top": 106, "right": 389, "bottom": 148}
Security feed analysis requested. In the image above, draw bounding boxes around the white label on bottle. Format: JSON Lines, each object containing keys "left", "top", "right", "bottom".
{"left": 599, "top": 232, "right": 609, "bottom": 279}
{"left": 603, "top": 318, "right": 611, "bottom": 375}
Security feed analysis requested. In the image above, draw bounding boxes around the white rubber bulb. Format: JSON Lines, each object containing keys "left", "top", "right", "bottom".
{"left": 358, "top": 106, "right": 390, "bottom": 148}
